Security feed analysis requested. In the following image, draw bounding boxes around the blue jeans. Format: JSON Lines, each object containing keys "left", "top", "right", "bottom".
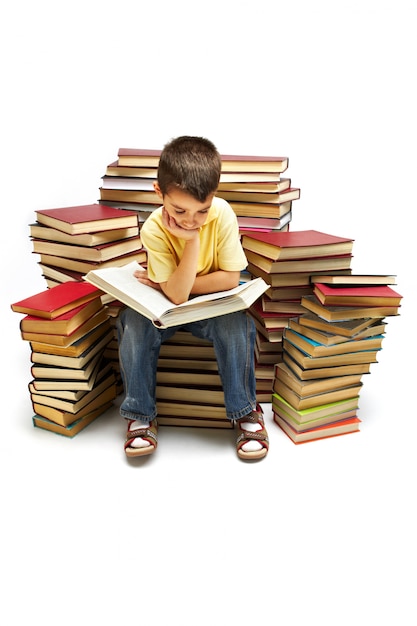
{"left": 116, "top": 308, "right": 257, "bottom": 423}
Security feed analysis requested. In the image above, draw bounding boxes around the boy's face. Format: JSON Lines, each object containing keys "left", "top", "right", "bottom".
{"left": 154, "top": 182, "right": 212, "bottom": 231}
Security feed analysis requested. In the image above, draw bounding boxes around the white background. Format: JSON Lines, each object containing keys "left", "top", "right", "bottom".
{"left": 2, "top": 1, "right": 416, "bottom": 624}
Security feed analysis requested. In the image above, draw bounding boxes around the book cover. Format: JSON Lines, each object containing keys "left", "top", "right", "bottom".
{"left": 11, "top": 281, "right": 102, "bottom": 319}
{"left": 245, "top": 249, "right": 353, "bottom": 274}
{"left": 35, "top": 204, "right": 139, "bottom": 234}
{"left": 313, "top": 283, "right": 403, "bottom": 306}
{"left": 19, "top": 299, "right": 104, "bottom": 336}
{"left": 241, "top": 230, "right": 354, "bottom": 260}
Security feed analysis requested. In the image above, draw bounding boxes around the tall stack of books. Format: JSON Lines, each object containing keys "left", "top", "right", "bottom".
{"left": 29, "top": 204, "right": 146, "bottom": 287}
{"left": 272, "top": 273, "right": 402, "bottom": 443}
{"left": 11, "top": 282, "right": 117, "bottom": 437}
{"left": 99, "top": 149, "right": 299, "bottom": 235}
{"left": 241, "top": 230, "right": 355, "bottom": 396}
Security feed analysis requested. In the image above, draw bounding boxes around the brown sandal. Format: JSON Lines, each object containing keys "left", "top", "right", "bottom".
{"left": 124, "top": 419, "right": 158, "bottom": 458}
{"left": 236, "top": 409, "right": 269, "bottom": 460}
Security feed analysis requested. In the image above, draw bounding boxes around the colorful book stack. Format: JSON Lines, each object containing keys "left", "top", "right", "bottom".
{"left": 272, "top": 273, "right": 402, "bottom": 443}
{"left": 11, "top": 282, "right": 117, "bottom": 437}
{"left": 155, "top": 330, "right": 232, "bottom": 429}
{"left": 241, "top": 229, "right": 355, "bottom": 394}
{"left": 30, "top": 203, "right": 145, "bottom": 287}
{"left": 99, "top": 148, "right": 299, "bottom": 234}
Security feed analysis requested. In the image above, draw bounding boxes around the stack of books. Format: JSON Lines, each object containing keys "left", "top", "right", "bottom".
{"left": 11, "top": 282, "right": 117, "bottom": 437}
{"left": 241, "top": 229, "right": 355, "bottom": 394}
{"left": 29, "top": 203, "right": 146, "bottom": 287}
{"left": 99, "top": 149, "right": 299, "bottom": 234}
{"left": 272, "top": 273, "right": 402, "bottom": 443}
{"left": 155, "top": 330, "right": 232, "bottom": 429}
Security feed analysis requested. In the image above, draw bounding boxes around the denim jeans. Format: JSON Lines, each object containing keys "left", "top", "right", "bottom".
{"left": 116, "top": 308, "right": 257, "bottom": 423}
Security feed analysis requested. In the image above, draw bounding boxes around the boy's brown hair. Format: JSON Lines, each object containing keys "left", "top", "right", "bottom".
{"left": 157, "top": 136, "right": 222, "bottom": 202}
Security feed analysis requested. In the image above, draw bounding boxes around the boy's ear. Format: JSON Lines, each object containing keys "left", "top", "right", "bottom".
{"left": 153, "top": 181, "right": 163, "bottom": 198}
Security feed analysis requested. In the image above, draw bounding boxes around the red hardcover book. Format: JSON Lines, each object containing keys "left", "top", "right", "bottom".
{"left": 35, "top": 204, "right": 139, "bottom": 235}
{"left": 11, "top": 281, "right": 102, "bottom": 319}
{"left": 241, "top": 230, "right": 354, "bottom": 260}
{"left": 313, "top": 283, "right": 403, "bottom": 307}
{"left": 19, "top": 299, "right": 104, "bottom": 335}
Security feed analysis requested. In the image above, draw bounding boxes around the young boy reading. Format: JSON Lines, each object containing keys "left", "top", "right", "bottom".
{"left": 117, "top": 136, "right": 269, "bottom": 461}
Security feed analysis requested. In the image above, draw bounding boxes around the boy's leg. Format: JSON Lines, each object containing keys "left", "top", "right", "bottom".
{"left": 188, "top": 311, "right": 257, "bottom": 419}
{"left": 188, "top": 311, "right": 269, "bottom": 460}
{"left": 117, "top": 308, "right": 177, "bottom": 456}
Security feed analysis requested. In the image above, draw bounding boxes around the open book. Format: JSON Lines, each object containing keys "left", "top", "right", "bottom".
{"left": 84, "top": 261, "right": 268, "bottom": 328}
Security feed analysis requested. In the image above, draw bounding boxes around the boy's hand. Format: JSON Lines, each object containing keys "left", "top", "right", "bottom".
{"left": 162, "top": 207, "right": 200, "bottom": 241}
{"left": 134, "top": 269, "right": 162, "bottom": 291}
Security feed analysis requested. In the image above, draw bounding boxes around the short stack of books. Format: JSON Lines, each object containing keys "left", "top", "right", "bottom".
{"left": 155, "top": 330, "right": 232, "bottom": 429}
{"left": 99, "top": 149, "right": 299, "bottom": 235}
{"left": 241, "top": 229, "right": 355, "bottom": 395}
{"left": 30, "top": 203, "right": 146, "bottom": 287}
{"left": 11, "top": 282, "right": 117, "bottom": 437}
{"left": 272, "top": 273, "right": 402, "bottom": 443}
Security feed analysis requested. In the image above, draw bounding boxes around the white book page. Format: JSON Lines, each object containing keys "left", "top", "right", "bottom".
{"left": 85, "top": 261, "right": 266, "bottom": 318}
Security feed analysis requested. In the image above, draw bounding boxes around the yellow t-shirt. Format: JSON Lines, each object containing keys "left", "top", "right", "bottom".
{"left": 140, "top": 196, "right": 248, "bottom": 283}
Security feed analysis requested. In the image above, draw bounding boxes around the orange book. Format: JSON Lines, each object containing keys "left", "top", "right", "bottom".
{"left": 11, "top": 282, "right": 102, "bottom": 319}
{"left": 274, "top": 412, "right": 361, "bottom": 444}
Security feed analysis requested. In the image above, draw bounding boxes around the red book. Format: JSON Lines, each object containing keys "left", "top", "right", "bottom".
{"left": 313, "top": 283, "right": 403, "bottom": 307}
{"left": 19, "top": 299, "right": 104, "bottom": 335}
{"left": 11, "top": 281, "right": 102, "bottom": 319}
{"left": 35, "top": 204, "right": 139, "bottom": 235}
{"left": 241, "top": 230, "right": 354, "bottom": 260}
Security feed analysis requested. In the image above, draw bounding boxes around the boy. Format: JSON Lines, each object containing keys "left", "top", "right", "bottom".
{"left": 117, "top": 136, "right": 269, "bottom": 461}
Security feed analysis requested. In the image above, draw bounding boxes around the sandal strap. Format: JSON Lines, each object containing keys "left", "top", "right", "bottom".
{"left": 125, "top": 419, "right": 158, "bottom": 445}
{"left": 236, "top": 428, "right": 269, "bottom": 446}
{"left": 236, "top": 412, "right": 269, "bottom": 447}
